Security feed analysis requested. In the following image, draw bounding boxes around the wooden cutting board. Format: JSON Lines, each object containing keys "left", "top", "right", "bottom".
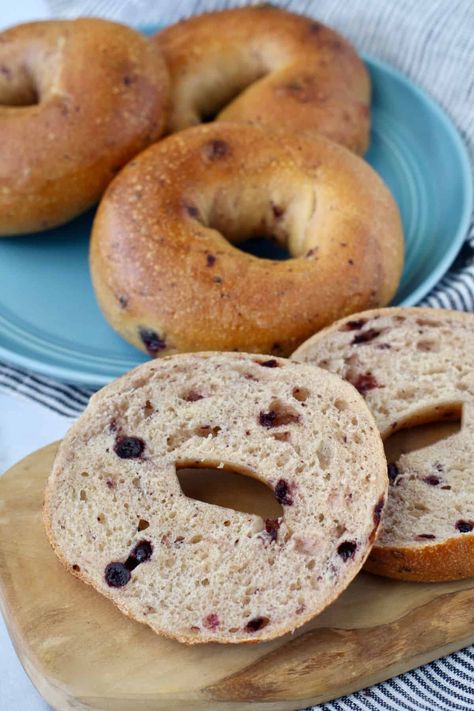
{"left": 0, "top": 442, "right": 473, "bottom": 711}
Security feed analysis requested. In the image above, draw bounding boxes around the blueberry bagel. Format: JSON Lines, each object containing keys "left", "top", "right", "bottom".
{"left": 90, "top": 123, "right": 403, "bottom": 358}
{"left": 293, "top": 307, "right": 474, "bottom": 582}
{"left": 44, "top": 352, "right": 387, "bottom": 644}
{"left": 0, "top": 18, "right": 169, "bottom": 235}
{"left": 154, "top": 5, "right": 370, "bottom": 154}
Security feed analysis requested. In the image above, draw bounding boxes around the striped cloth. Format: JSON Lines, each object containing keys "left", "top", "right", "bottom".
{"left": 2, "top": 0, "right": 474, "bottom": 709}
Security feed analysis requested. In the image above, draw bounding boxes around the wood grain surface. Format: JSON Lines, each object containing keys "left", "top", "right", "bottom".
{"left": 0, "top": 442, "right": 473, "bottom": 711}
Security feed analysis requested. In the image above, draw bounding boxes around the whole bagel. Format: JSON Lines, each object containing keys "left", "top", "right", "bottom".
{"left": 154, "top": 6, "right": 370, "bottom": 154}
{"left": 0, "top": 19, "right": 169, "bottom": 235}
{"left": 90, "top": 123, "right": 404, "bottom": 358}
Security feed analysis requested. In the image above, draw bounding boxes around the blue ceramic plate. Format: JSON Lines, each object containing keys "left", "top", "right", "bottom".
{"left": 0, "top": 54, "right": 471, "bottom": 386}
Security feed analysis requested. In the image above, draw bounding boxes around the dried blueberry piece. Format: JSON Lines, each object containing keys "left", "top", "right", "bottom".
{"left": 348, "top": 372, "right": 379, "bottom": 395}
{"left": 387, "top": 463, "right": 399, "bottom": 483}
{"left": 124, "top": 540, "right": 153, "bottom": 572}
{"left": 139, "top": 327, "right": 166, "bottom": 355}
{"left": 373, "top": 496, "right": 385, "bottom": 525}
{"left": 424, "top": 475, "right": 440, "bottom": 486}
{"left": 352, "top": 329, "right": 381, "bottom": 345}
{"left": 118, "top": 295, "right": 128, "bottom": 308}
{"left": 131, "top": 540, "right": 153, "bottom": 563}
{"left": 274, "top": 479, "right": 293, "bottom": 506}
{"left": 259, "top": 410, "right": 277, "bottom": 427}
{"left": 203, "top": 613, "right": 220, "bottom": 630}
{"left": 272, "top": 204, "right": 285, "bottom": 219}
{"left": 259, "top": 404, "right": 300, "bottom": 428}
{"left": 114, "top": 436, "right": 145, "bottom": 459}
{"left": 337, "top": 541, "right": 357, "bottom": 561}
{"left": 309, "top": 20, "right": 322, "bottom": 34}
{"left": 183, "top": 390, "right": 204, "bottom": 402}
{"left": 206, "top": 254, "right": 216, "bottom": 267}
{"left": 185, "top": 204, "right": 200, "bottom": 218}
{"left": 245, "top": 616, "right": 270, "bottom": 632}
{"left": 456, "top": 520, "right": 473, "bottom": 533}
{"left": 105, "top": 562, "right": 131, "bottom": 588}
{"left": 202, "top": 139, "right": 230, "bottom": 160}
{"left": 416, "top": 534, "right": 436, "bottom": 540}
{"left": 342, "top": 318, "right": 367, "bottom": 332}
{"left": 265, "top": 518, "right": 281, "bottom": 542}
{"left": 258, "top": 359, "right": 279, "bottom": 368}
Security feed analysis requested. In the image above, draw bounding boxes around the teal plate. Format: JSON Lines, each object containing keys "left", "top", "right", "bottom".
{"left": 0, "top": 53, "right": 472, "bottom": 386}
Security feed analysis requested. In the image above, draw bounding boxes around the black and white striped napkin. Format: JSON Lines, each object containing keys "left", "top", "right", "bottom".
{"left": 1, "top": 1, "right": 473, "bottom": 709}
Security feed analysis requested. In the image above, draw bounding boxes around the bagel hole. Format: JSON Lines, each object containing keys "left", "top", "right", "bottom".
{"left": 238, "top": 237, "right": 290, "bottom": 261}
{"left": 384, "top": 405, "right": 462, "bottom": 484}
{"left": 175, "top": 462, "right": 283, "bottom": 520}
{"left": 192, "top": 67, "right": 269, "bottom": 124}
{"left": 204, "top": 180, "right": 317, "bottom": 261}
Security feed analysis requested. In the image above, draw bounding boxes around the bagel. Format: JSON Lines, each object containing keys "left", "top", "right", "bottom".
{"left": 292, "top": 307, "right": 474, "bottom": 582}
{"left": 0, "top": 19, "right": 169, "bottom": 235}
{"left": 90, "top": 122, "right": 403, "bottom": 358}
{"left": 44, "top": 352, "right": 387, "bottom": 644}
{"left": 154, "top": 5, "right": 370, "bottom": 154}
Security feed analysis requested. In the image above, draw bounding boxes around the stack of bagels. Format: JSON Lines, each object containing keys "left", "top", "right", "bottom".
{"left": 1, "top": 6, "right": 471, "bottom": 646}
{"left": 1, "top": 6, "right": 403, "bottom": 356}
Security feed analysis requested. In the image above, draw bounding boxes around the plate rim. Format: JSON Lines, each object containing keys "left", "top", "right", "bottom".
{"left": 364, "top": 54, "right": 473, "bottom": 307}
{"left": 0, "top": 54, "right": 472, "bottom": 387}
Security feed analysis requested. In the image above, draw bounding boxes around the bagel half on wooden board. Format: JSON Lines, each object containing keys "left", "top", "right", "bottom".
{"left": 90, "top": 122, "right": 403, "bottom": 358}
{"left": 44, "top": 353, "right": 387, "bottom": 644}
{"left": 292, "top": 307, "right": 474, "bottom": 582}
{"left": 154, "top": 5, "right": 371, "bottom": 154}
{"left": 0, "top": 18, "right": 169, "bottom": 235}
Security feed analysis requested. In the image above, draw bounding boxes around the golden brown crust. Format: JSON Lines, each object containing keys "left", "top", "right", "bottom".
{"left": 365, "top": 535, "right": 474, "bottom": 582}
{"left": 0, "top": 18, "right": 169, "bottom": 235}
{"left": 90, "top": 123, "right": 403, "bottom": 358}
{"left": 154, "top": 6, "right": 370, "bottom": 154}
